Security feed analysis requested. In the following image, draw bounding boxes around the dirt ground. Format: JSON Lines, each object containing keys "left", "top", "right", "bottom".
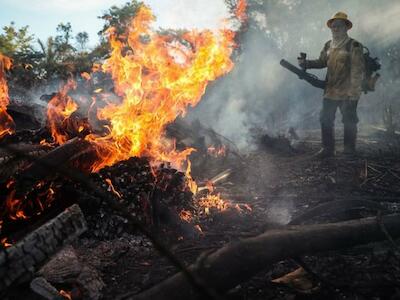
{"left": 5, "top": 127, "right": 400, "bottom": 300}
{"left": 70, "top": 127, "right": 400, "bottom": 300}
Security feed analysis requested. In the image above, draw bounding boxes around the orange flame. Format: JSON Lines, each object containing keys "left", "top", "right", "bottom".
{"left": 0, "top": 53, "right": 15, "bottom": 139}
{"left": 235, "top": 0, "right": 248, "bottom": 23}
{"left": 1, "top": 237, "right": 12, "bottom": 248}
{"left": 179, "top": 209, "right": 193, "bottom": 222}
{"left": 44, "top": 5, "right": 241, "bottom": 173}
{"left": 81, "top": 5, "right": 236, "bottom": 171}
{"left": 185, "top": 159, "right": 198, "bottom": 194}
{"left": 59, "top": 290, "right": 72, "bottom": 300}
{"left": 47, "top": 80, "right": 78, "bottom": 144}
{"left": 3, "top": 180, "right": 56, "bottom": 222}
{"left": 198, "top": 193, "right": 231, "bottom": 215}
{"left": 105, "top": 178, "right": 122, "bottom": 198}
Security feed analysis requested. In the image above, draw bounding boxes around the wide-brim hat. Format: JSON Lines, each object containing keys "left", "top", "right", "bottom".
{"left": 327, "top": 12, "right": 353, "bottom": 29}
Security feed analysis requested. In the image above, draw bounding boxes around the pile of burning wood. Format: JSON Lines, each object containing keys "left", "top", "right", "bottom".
{"left": 0, "top": 4, "right": 246, "bottom": 298}
{"left": 2, "top": 2, "right": 400, "bottom": 299}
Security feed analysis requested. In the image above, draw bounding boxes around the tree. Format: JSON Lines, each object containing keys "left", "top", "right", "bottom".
{"left": 75, "top": 32, "right": 89, "bottom": 52}
{"left": 98, "top": 1, "right": 144, "bottom": 38}
{"left": 55, "top": 22, "right": 73, "bottom": 45}
{"left": 0, "top": 22, "right": 35, "bottom": 56}
{"left": 54, "top": 22, "right": 76, "bottom": 60}
{"left": 37, "top": 37, "right": 60, "bottom": 79}
{"left": 92, "top": 1, "right": 144, "bottom": 60}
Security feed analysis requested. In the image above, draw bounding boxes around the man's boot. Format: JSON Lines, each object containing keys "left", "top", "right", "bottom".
{"left": 315, "top": 125, "right": 335, "bottom": 158}
{"left": 343, "top": 124, "right": 357, "bottom": 155}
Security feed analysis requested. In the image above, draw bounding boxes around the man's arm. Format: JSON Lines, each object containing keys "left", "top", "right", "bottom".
{"left": 348, "top": 42, "right": 366, "bottom": 100}
{"left": 304, "top": 43, "right": 329, "bottom": 69}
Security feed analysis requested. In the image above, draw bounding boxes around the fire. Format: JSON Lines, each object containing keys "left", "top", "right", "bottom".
{"left": 179, "top": 209, "right": 193, "bottom": 223}
{"left": 207, "top": 145, "right": 227, "bottom": 157}
{"left": 1, "top": 237, "right": 12, "bottom": 248}
{"left": 47, "top": 79, "right": 78, "bottom": 144}
{"left": 198, "top": 193, "right": 231, "bottom": 215}
{"left": 43, "top": 4, "right": 243, "bottom": 173}
{"left": 80, "top": 5, "right": 236, "bottom": 171}
{"left": 0, "top": 53, "right": 15, "bottom": 139}
{"left": 59, "top": 290, "right": 72, "bottom": 300}
{"left": 0, "top": 4, "right": 247, "bottom": 228}
{"left": 105, "top": 178, "right": 122, "bottom": 198}
{"left": 185, "top": 159, "right": 198, "bottom": 194}
{"left": 235, "top": 0, "right": 248, "bottom": 23}
{"left": 2, "top": 180, "right": 56, "bottom": 222}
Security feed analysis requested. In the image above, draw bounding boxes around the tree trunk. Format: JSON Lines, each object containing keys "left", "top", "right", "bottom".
{"left": 131, "top": 214, "right": 400, "bottom": 300}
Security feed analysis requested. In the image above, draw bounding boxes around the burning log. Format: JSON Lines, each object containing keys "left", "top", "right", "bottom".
{"left": 0, "top": 204, "right": 87, "bottom": 295}
{"left": 14, "top": 137, "right": 96, "bottom": 192}
{"left": 130, "top": 214, "right": 400, "bottom": 300}
{"left": 0, "top": 143, "right": 50, "bottom": 181}
{"left": 7, "top": 102, "right": 43, "bottom": 131}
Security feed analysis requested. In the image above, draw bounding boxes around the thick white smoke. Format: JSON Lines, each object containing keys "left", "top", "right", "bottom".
{"left": 187, "top": 0, "right": 400, "bottom": 149}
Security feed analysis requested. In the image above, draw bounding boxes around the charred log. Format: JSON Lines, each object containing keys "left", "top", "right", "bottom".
{"left": 14, "top": 137, "right": 96, "bottom": 193}
{"left": 0, "top": 143, "right": 50, "bottom": 181}
{"left": 30, "top": 277, "right": 65, "bottom": 300}
{"left": 35, "top": 245, "right": 104, "bottom": 300}
{"left": 0, "top": 204, "right": 87, "bottom": 295}
{"left": 289, "top": 199, "right": 385, "bottom": 225}
{"left": 130, "top": 214, "right": 400, "bottom": 300}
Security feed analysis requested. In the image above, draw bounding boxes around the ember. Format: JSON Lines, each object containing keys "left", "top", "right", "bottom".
{"left": 197, "top": 193, "right": 231, "bottom": 215}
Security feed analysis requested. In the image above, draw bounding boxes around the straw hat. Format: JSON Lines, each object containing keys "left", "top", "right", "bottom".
{"left": 327, "top": 12, "right": 353, "bottom": 29}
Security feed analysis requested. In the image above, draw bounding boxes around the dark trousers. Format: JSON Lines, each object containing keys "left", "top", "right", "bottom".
{"left": 320, "top": 98, "right": 359, "bottom": 127}
{"left": 319, "top": 98, "right": 359, "bottom": 151}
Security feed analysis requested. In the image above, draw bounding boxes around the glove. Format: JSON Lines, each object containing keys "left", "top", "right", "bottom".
{"left": 297, "top": 58, "right": 307, "bottom": 70}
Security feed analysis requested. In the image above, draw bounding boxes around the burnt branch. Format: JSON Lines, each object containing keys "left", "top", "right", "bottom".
{"left": 0, "top": 204, "right": 87, "bottom": 295}
{"left": 130, "top": 214, "right": 400, "bottom": 300}
{"left": 0, "top": 143, "right": 222, "bottom": 300}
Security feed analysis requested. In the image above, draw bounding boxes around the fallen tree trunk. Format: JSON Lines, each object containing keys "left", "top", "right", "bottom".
{"left": 130, "top": 214, "right": 400, "bottom": 300}
{"left": 289, "top": 199, "right": 385, "bottom": 225}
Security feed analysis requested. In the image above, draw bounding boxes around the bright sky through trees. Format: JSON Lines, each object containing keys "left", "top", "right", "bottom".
{"left": 0, "top": 0, "right": 229, "bottom": 46}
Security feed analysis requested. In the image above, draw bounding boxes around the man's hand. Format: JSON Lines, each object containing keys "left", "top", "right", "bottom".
{"left": 297, "top": 52, "right": 307, "bottom": 70}
{"left": 298, "top": 58, "right": 306, "bottom": 70}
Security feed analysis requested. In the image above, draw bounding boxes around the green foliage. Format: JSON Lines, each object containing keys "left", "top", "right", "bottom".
{"left": 54, "top": 22, "right": 76, "bottom": 60}
{"left": 98, "top": 0, "right": 144, "bottom": 38}
{"left": 0, "top": 0, "right": 151, "bottom": 87}
{"left": 75, "top": 32, "right": 89, "bottom": 52}
{"left": 37, "top": 37, "right": 62, "bottom": 79}
{"left": 0, "top": 22, "right": 35, "bottom": 56}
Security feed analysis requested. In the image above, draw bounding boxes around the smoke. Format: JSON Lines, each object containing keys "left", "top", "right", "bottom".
{"left": 146, "top": 0, "right": 229, "bottom": 30}
{"left": 187, "top": 0, "right": 400, "bottom": 149}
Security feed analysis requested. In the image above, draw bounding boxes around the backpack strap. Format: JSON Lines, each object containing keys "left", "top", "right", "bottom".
{"left": 345, "top": 38, "right": 354, "bottom": 52}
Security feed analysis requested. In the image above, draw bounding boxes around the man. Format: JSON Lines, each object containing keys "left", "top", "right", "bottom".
{"left": 298, "top": 12, "right": 365, "bottom": 157}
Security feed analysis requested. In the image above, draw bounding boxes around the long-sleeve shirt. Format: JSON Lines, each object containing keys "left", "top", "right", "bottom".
{"left": 306, "top": 38, "right": 365, "bottom": 101}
